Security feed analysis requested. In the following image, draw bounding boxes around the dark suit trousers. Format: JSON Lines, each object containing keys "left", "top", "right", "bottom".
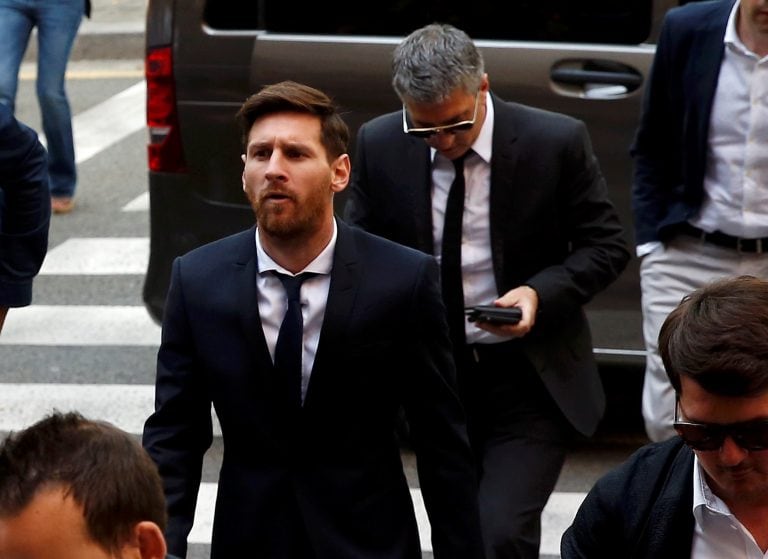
{"left": 460, "top": 341, "right": 575, "bottom": 559}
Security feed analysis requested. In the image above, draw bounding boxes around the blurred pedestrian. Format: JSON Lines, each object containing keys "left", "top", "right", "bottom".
{"left": 0, "top": 103, "right": 49, "bottom": 334}
{"left": 632, "top": 0, "right": 768, "bottom": 442}
{"left": 0, "top": 0, "right": 91, "bottom": 214}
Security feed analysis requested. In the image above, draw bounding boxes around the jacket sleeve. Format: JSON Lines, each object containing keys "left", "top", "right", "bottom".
{"left": 0, "top": 107, "right": 50, "bottom": 307}
{"left": 142, "top": 256, "right": 213, "bottom": 558}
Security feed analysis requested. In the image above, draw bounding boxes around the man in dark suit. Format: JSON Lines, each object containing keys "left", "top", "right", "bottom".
{"left": 0, "top": 103, "right": 49, "bottom": 334}
{"left": 632, "top": 0, "right": 768, "bottom": 442}
{"left": 562, "top": 275, "right": 768, "bottom": 557}
{"left": 344, "top": 23, "right": 629, "bottom": 559}
{"left": 142, "top": 81, "right": 484, "bottom": 559}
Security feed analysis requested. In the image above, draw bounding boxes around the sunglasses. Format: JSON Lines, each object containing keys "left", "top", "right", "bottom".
{"left": 674, "top": 399, "right": 768, "bottom": 451}
{"left": 402, "top": 92, "right": 480, "bottom": 138}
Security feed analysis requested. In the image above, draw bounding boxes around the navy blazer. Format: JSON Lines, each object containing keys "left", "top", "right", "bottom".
{"left": 0, "top": 104, "right": 49, "bottom": 308}
{"left": 143, "top": 219, "right": 484, "bottom": 559}
{"left": 561, "top": 437, "right": 695, "bottom": 558}
{"left": 631, "top": 0, "right": 736, "bottom": 245}
{"left": 345, "top": 94, "right": 629, "bottom": 436}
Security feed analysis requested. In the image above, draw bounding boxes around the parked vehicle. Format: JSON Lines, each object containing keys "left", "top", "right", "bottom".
{"left": 144, "top": 0, "right": 705, "bottom": 431}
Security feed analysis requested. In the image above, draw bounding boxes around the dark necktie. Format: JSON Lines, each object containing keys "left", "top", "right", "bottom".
{"left": 273, "top": 271, "right": 316, "bottom": 407}
{"left": 441, "top": 153, "right": 468, "bottom": 351}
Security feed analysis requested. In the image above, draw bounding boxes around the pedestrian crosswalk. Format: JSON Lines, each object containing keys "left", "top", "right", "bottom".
{"left": 0, "top": 77, "right": 592, "bottom": 558}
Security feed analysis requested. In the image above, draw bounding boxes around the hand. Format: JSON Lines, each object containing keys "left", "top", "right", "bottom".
{"left": 471, "top": 285, "right": 538, "bottom": 338}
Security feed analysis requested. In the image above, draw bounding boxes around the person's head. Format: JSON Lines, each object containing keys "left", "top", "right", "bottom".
{"left": 0, "top": 411, "right": 167, "bottom": 559}
{"left": 236, "top": 81, "right": 350, "bottom": 261}
{"left": 392, "top": 23, "right": 489, "bottom": 160}
{"left": 659, "top": 275, "right": 768, "bottom": 507}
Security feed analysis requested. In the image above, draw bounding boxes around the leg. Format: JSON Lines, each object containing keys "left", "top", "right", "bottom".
{"left": 467, "top": 344, "right": 573, "bottom": 559}
{"left": 34, "top": 0, "right": 83, "bottom": 199}
{"left": 479, "top": 433, "right": 568, "bottom": 559}
{"left": 640, "top": 236, "right": 744, "bottom": 441}
{"left": 0, "top": 0, "right": 35, "bottom": 110}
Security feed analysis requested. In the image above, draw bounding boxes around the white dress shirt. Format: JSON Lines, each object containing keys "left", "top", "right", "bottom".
{"left": 431, "top": 94, "right": 508, "bottom": 344}
{"left": 255, "top": 222, "right": 335, "bottom": 403}
{"left": 691, "top": 455, "right": 768, "bottom": 558}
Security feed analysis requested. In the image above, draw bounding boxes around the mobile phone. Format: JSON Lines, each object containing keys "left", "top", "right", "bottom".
{"left": 465, "top": 305, "right": 523, "bottom": 325}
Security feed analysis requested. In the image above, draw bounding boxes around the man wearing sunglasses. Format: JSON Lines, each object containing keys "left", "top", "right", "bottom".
{"left": 345, "top": 22, "right": 630, "bottom": 559}
{"left": 562, "top": 275, "right": 768, "bottom": 557}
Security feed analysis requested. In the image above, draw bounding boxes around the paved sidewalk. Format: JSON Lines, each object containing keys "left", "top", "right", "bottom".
{"left": 23, "top": 0, "right": 146, "bottom": 61}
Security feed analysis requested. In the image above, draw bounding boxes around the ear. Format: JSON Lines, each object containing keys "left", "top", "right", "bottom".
{"left": 330, "top": 153, "right": 350, "bottom": 194}
{"left": 134, "top": 521, "right": 167, "bottom": 559}
{"left": 241, "top": 153, "right": 247, "bottom": 191}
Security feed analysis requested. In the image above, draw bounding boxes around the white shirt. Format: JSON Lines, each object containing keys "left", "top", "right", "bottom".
{"left": 431, "top": 95, "right": 508, "bottom": 344}
{"left": 691, "top": 0, "right": 768, "bottom": 239}
{"left": 637, "top": 0, "right": 768, "bottom": 257}
{"left": 255, "top": 222, "right": 335, "bottom": 404}
{"left": 691, "top": 455, "right": 768, "bottom": 558}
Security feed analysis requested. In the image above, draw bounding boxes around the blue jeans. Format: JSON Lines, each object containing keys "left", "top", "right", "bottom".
{"left": 0, "top": 0, "right": 84, "bottom": 199}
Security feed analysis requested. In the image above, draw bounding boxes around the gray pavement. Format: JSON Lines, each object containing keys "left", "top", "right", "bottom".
{"left": 23, "top": 0, "right": 146, "bottom": 62}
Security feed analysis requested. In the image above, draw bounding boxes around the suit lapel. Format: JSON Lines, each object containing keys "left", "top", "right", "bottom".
{"left": 488, "top": 97, "right": 522, "bottom": 288}
{"left": 235, "top": 227, "right": 272, "bottom": 371}
{"left": 303, "top": 220, "right": 359, "bottom": 409}
{"left": 406, "top": 140, "right": 435, "bottom": 254}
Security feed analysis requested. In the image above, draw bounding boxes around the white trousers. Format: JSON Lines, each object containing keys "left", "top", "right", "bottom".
{"left": 640, "top": 235, "right": 768, "bottom": 442}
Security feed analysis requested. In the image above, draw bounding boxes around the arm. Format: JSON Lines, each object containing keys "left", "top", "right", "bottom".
{"left": 524, "top": 119, "right": 630, "bottom": 329}
{"left": 0, "top": 107, "right": 50, "bottom": 313}
{"left": 401, "top": 256, "right": 485, "bottom": 559}
{"left": 142, "top": 257, "right": 213, "bottom": 558}
{"left": 630, "top": 14, "right": 679, "bottom": 246}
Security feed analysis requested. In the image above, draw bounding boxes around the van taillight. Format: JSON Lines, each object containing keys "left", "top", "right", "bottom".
{"left": 146, "top": 46, "right": 186, "bottom": 172}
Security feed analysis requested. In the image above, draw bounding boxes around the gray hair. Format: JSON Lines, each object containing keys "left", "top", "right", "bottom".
{"left": 392, "top": 23, "right": 485, "bottom": 104}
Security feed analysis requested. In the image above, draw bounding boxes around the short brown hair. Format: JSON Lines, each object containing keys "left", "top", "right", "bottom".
{"left": 0, "top": 412, "right": 167, "bottom": 553}
{"left": 659, "top": 275, "right": 768, "bottom": 397}
{"left": 236, "top": 80, "right": 349, "bottom": 160}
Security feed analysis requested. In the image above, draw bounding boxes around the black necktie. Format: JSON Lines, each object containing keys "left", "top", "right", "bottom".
{"left": 273, "top": 271, "right": 316, "bottom": 407}
{"left": 441, "top": 153, "right": 468, "bottom": 351}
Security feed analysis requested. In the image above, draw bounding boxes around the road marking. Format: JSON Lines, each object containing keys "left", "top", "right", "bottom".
{"left": 0, "top": 305, "right": 160, "bottom": 346}
{"left": 40, "top": 238, "right": 148, "bottom": 275}
{"left": 123, "top": 191, "right": 149, "bottom": 212}
{"left": 73, "top": 81, "right": 146, "bottom": 164}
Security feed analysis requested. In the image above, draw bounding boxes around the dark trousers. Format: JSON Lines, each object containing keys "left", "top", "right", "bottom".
{"left": 460, "top": 341, "right": 576, "bottom": 559}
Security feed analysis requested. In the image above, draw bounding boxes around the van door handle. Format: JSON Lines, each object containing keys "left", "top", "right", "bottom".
{"left": 550, "top": 59, "right": 643, "bottom": 99}
{"left": 550, "top": 68, "right": 642, "bottom": 88}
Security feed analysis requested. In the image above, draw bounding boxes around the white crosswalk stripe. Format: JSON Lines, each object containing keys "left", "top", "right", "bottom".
{"left": 0, "top": 80, "right": 587, "bottom": 558}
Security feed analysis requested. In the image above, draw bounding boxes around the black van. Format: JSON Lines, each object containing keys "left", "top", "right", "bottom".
{"left": 143, "top": 0, "right": 703, "bottom": 429}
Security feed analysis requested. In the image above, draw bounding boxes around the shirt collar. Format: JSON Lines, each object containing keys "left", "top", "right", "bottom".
{"left": 692, "top": 454, "right": 733, "bottom": 522}
{"left": 724, "top": 0, "right": 753, "bottom": 57}
{"left": 255, "top": 219, "right": 336, "bottom": 276}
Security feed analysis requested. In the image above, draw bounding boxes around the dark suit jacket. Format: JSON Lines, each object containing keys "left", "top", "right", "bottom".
{"left": 142, "top": 219, "right": 484, "bottom": 559}
{"left": 344, "top": 94, "right": 629, "bottom": 436}
{"left": 631, "top": 0, "right": 736, "bottom": 245}
{"left": 0, "top": 104, "right": 49, "bottom": 308}
{"left": 561, "top": 437, "right": 695, "bottom": 558}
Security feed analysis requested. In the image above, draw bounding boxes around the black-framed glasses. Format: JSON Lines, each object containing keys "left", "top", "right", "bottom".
{"left": 674, "top": 398, "right": 768, "bottom": 451}
{"left": 402, "top": 92, "right": 480, "bottom": 138}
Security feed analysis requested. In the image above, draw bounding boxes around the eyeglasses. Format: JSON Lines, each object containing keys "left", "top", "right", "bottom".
{"left": 674, "top": 398, "right": 768, "bottom": 451}
{"left": 402, "top": 92, "right": 480, "bottom": 138}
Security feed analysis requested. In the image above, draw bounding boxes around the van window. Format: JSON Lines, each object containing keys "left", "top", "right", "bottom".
{"left": 205, "top": 0, "right": 654, "bottom": 45}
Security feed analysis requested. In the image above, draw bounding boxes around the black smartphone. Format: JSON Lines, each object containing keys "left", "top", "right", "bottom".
{"left": 465, "top": 305, "right": 523, "bottom": 325}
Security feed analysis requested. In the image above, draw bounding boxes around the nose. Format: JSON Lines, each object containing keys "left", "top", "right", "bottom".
{"left": 718, "top": 436, "right": 749, "bottom": 466}
{"left": 428, "top": 130, "right": 456, "bottom": 150}
{"left": 264, "top": 152, "right": 286, "bottom": 180}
